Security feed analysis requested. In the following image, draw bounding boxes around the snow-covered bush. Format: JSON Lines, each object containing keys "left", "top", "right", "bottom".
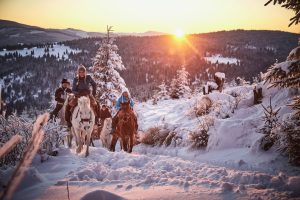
{"left": 0, "top": 114, "right": 67, "bottom": 166}
{"left": 228, "top": 91, "right": 245, "bottom": 112}
{"left": 0, "top": 114, "right": 32, "bottom": 167}
{"left": 276, "top": 115, "right": 300, "bottom": 165}
{"left": 194, "top": 96, "right": 212, "bottom": 116}
{"left": 141, "top": 127, "right": 180, "bottom": 147}
{"left": 141, "top": 127, "right": 160, "bottom": 146}
{"left": 235, "top": 77, "right": 250, "bottom": 86}
{"left": 40, "top": 120, "right": 69, "bottom": 160}
{"left": 209, "top": 93, "right": 235, "bottom": 119}
{"left": 259, "top": 97, "right": 281, "bottom": 151}
{"left": 189, "top": 115, "right": 214, "bottom": 149}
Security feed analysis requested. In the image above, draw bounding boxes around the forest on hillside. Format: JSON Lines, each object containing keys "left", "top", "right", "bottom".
{"left": 0, "top": 30, "right": 299, "bottom": 115}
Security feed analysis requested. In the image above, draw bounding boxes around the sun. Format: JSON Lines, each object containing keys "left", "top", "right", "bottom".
{"left": 174, "top": 29, "right": 185, "bottom": 39}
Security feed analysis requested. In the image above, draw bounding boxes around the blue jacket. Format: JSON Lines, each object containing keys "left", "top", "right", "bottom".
{"left": 72, "top": 74, "right": 96, "bottom": 96}
{"left": 116, "top": 96, "right": 134, "bottom": 111}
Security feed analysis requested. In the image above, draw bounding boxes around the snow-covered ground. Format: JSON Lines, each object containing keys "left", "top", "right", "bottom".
{"left": 204, "top": 54, "right": 239, "bottom": 65}
{"left": 0, "top": 44, "right": 81, "bottom": 60}
{"left": 1, "top": 83, "right": 300, "bottom": 200}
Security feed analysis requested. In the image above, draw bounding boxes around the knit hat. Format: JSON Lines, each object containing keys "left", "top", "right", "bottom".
{"left": 77, "top": 64, "right": 86, "bottom": 73}
{"left": 61, "top": 78, "right": 70, "bottom": 84}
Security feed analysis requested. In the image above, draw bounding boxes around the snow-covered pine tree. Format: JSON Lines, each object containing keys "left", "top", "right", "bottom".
{"left": 169, "top": 67, "right": 191, "bottom": 99}
{"left": 92, "top": 26, "right": 127, "bottom": 108}
{"left": 156, "top": 81, "right": 169, "bottom": 100}
{"left": 264, "top": 45, "right": 300, "bottom": 165}
{"left": 264, "top": 46, "right": 300, "bottom": 116}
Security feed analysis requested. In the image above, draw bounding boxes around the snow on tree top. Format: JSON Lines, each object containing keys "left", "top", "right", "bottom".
{"left": 92, "top": 38, "right": 128, "bottom": 109}
{"left": 215, "top": 72, "right": 225, "bottom": 79}
{"left": 287, "top": 46, "right": 300, "bottom": 61}
{"left": 274, "top": 61, "right": 295, "bottom": 73}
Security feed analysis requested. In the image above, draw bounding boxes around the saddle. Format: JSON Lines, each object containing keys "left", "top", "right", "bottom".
{"left": 68, "top": 94, "right": 98, "bottom": 116}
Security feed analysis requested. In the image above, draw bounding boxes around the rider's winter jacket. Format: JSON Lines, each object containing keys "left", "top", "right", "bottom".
{"left": 55, "top": 87, "right": 72, "bottom": 104}
{"left": 116, "top": 96, "right": 134, "bottom": 111}
{"left": 72, "top": 74, "right": 97, "bottom": 96}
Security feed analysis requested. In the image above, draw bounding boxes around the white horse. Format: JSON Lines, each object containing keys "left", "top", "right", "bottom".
{"left": 58, "top": 93, "right": 74, "bottom": 148}
{"left": 100, "top": 118, "right": 112, "bottom": 149}
{"left": 71, "top": 96, "right": 95, "bottom": 157}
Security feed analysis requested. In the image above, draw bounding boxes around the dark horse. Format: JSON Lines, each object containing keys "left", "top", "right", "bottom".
{"left": 110, "top": 102, "right": 136, "bottom": 153}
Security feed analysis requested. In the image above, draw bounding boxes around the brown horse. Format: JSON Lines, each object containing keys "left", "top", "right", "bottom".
{"left": 110, "top": 102, "right": 136, "bottom": 153}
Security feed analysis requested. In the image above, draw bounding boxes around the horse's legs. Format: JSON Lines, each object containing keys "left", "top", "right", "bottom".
{"left": 128, "top": 134, "right": 134, "bottom": 153}
{"left": 90, "top": 138, "right": 95, "bottom": 147}
{"left": 76, "top": 130, "right": 82, "bottom": 153}
{"left": 85, "top": 131, "right": 91, "bottom": 157}
{"left": 110, "top": 135, "right": 118, "bottom": 152}
{"left": 67, "top": 129, "right": 73, "bottom": 148}
{"left": 122, "top": 136, "right": 128, "bottom": 152}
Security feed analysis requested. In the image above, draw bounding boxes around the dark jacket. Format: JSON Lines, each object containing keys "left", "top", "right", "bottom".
{"left": 99, "top": 108, "right": 112, "bottom": 121}
{"left": 72, "top": 74, "right": 97, "bottom": 96}
{"left": 55, "top": 87, "right": 72, "bottom": 104}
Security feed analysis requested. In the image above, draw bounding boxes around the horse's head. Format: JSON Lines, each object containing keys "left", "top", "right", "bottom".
{"left": 120, "top": 101, "right": 130, "bottom": 112}
{"left": 78, "top": 96, "right": 90, "bottom": 109}
{"left": 78, "top": 96, "right": 92, "bottom": 130}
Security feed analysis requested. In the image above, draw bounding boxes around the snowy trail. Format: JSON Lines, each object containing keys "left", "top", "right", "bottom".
{"left": 6, "top": 86, "right": 300, "bottom": 199}
{"left": 16, "top": 143, "right": 298, "bottom": 200}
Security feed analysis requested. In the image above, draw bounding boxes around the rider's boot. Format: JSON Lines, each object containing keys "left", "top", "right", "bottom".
{"left": 65, "top": 105, "right": 72, "bottom": 128}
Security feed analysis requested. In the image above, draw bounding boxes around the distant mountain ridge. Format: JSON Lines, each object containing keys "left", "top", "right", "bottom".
{"left": 0, "top": 19, "right": 166, "bottom": 46}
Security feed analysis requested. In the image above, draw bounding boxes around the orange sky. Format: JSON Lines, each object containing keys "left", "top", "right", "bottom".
{"left": 0, "top": 0, "right": 299, "bottom": 34}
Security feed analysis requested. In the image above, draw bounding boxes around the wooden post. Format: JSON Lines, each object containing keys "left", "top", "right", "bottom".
{"left": 257, "top": 87, "right": 263, "bottom": 103}
{"left": 253, "top": 86, "right": 263, "bottom": 105}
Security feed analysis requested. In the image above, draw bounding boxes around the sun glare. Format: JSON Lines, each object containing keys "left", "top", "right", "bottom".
{"left": 174, "top": 29, "right": 185, "bottom": 39}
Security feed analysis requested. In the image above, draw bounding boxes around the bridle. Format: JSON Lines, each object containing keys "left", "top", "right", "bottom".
{"left": 75, "top": 106, "right": 92, "bottom": 125}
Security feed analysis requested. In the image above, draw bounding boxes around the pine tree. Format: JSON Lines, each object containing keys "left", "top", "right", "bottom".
{"left": 156, "top": 81, "right": 169, "bottom": 100}
{"left": 264, "top": 45, "right": 300, "bottom": 164}
{"left": 92, "top": 26, "right": 127, "bottom": 108}
{"left": 265, "top": 0, "right": 300, "bottom": 26}
{"left": 169, "top": 67, "right": 191, "bottom": 99}
{"left": 264, "top": 46, "right": 300, "bottom": 116}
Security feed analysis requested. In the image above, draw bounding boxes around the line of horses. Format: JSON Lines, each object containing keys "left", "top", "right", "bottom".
{"left": 57, "top": 94, "right": 137, "bottom": 157}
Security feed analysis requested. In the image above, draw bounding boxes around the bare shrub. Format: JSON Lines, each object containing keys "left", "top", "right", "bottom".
{"left": 0, "top": 114, "right": 32, "bottom": 167}
{"left": 194, "top": 96, "right": 212, "bottom": 116}
{"left": 189, "top": 116, "right": 215, "bottom": 149}
{"left": 141, "top": 127, "right": 180, "bottom": 147}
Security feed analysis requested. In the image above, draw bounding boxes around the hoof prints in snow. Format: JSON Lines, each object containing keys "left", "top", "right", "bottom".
{"left": 64, "top": 148, "right": 300, "bottom": 196}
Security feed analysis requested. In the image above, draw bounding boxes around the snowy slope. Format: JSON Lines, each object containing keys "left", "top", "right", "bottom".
{"left": 204, "top": 54, "right": 239, "bottom": 65}
{"left": 1, "top": 83, "right": 300, "bottom": 200}
{"left": 0, "top": 44, "right": 81, "bottom": 60}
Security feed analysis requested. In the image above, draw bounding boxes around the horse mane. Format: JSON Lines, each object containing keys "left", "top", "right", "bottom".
{"left": 78, "top": 96, "right": 91, "bottom": 109}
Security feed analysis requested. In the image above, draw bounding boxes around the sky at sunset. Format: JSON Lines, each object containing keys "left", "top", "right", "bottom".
{"left": 0, "top": 0, "right": 299, "bottom": 34}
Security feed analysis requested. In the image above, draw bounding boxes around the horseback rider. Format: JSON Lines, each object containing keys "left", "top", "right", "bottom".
{"left": 99, "top": 104, "right": 112, "bottom": 124}
{"left": 111, "top": 89, "right": 137, "bottom": 134}
{"left": 65, "top": 65, "right": 98, "bottom": 128}
{"left": 49, "top": 78, "right": 72, "bottom": 120}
